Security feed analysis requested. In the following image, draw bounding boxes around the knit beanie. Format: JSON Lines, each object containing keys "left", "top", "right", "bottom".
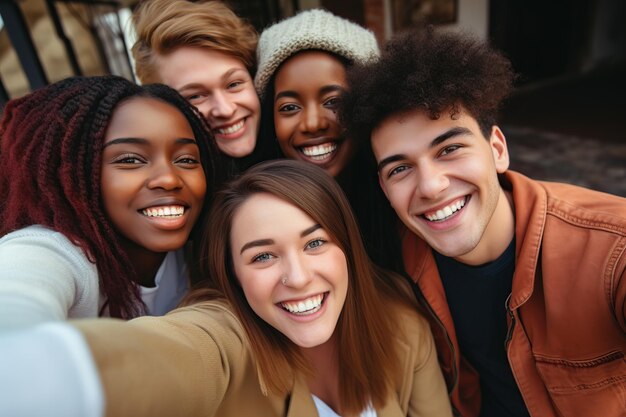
{"left": 255, "top": 9, "right": 379, "bottom": 98}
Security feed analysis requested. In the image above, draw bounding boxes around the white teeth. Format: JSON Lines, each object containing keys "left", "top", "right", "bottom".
{"left": 424, "top": 198, "right": 466, "bottom": 221}
{"left": 215, "top": 119, "right": 244, "bottom": 135}
{"left": 280, "top": 294, "right": 324, "bottom": 315}
{"left": 142, "top": 205, "right": 185, "bottom": 218}
{"left": 301, "top": 143, "right": 337, "bottom": 161}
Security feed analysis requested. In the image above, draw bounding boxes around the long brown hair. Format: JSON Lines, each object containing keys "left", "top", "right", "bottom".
{"left": 190, "top": 159, "right": 415, "bottom": 415}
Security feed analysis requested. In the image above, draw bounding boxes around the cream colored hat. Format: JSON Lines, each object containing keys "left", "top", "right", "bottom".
{"left": 255, "top": 9, "right": 379, "bottom": 97}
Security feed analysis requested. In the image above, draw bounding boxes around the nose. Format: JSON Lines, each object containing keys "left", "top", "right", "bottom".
{"left": 146, "top": 160, "right": 184, "bottom": 191}
{"left": 281, "top": 253, "right": 313, "bottom": 289}
{"left": 300, "top": 104, "right": 329, "bottom": 134}
{"left": 208, "top": 91, "right": 237, "bottom": 119}
{"left": 415, "top": 162, "right": 450, "bottom": 200}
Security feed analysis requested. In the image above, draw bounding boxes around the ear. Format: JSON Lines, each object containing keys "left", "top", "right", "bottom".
{"left": 489, "top": 126, "right": 510, "bottom": 173}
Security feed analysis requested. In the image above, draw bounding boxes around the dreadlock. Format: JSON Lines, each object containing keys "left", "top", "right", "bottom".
{"left": 0, "top": 75, "right": 222, "bottom": 318}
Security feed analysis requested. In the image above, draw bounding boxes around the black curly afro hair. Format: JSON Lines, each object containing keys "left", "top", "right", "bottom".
{"left": 341, "top": 27, "right": 515, "bottom": 141}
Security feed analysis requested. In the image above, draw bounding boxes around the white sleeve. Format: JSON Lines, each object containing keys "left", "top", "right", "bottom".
{"left": 0, "top": 228, "right": 99, "bottom": 330}
{"left": 0, "top": 322, "right": 104, "bottom": 417}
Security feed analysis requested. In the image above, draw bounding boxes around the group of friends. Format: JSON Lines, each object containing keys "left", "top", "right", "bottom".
{"left": 0, "top": 1, "right": 624, "bottom": 416}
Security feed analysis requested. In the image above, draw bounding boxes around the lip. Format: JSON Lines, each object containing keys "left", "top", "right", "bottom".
{"left": 137, "top": 198, "right": 192, "bottom": 231}
{"left": 296, "top": 138, "right": 341, "bottom": 165}
{"left": 416, "top": 195, "right": 470, "bottom": 230}
{"left": 212, "top": 116, "right": 248, "bottom": 140}
{"left": 277, "top": 292, "right": 329, "bottom": 322}
{"left": 138, "top": 198, "right": 190, "bottom": 211}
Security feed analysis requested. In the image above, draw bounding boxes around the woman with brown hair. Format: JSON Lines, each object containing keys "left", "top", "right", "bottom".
{"left": 1, "top": 160, "right": 451, "bottom": 417}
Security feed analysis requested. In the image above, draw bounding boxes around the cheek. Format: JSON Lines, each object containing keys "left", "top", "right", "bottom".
{"left": 273, "top": 117, "right": 297, "bottom": 154}
{"left": 99, "top": 169, "right": 124, "bottom": 215}
{"left": 189, "top": 171, "right": 207, "bottom": 201}
{"left": 243, "top": 89, "right": 261, "bottom": 115}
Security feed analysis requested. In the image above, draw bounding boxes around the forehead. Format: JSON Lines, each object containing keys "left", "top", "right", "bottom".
{"left": 155, "top": 46, "right": 248, "bottom": 89}
{"left": 230, "top": 193, "right": 315, "bottom": 241}
{"left": 105, "top": 97, "right": 193, "bottom": 141}
{"left": 371, "top": 108, "right": 481, "bottom": 158}
{"left": 274, "top": 51, "right": 347, "bottom": 89}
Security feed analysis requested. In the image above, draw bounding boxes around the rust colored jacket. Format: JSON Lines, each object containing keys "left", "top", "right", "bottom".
{"left": 402, "top": 171, "right": 626, "bottom": 417}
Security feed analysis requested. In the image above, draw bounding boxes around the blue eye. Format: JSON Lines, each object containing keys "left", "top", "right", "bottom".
{"left": 306, "top": 238, "right": 326, "bottom": 250}
{"left": 252, "top": 253, "right": 274, "bottom": 263}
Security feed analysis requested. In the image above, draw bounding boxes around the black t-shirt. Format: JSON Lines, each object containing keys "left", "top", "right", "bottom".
{"left": 434, "top": 239, "right": 530, "bottom": 417}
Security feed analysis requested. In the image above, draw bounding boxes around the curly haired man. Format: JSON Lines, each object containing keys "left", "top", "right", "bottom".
{"left": 342, "top": 28, "right": 626, "bottom": 417}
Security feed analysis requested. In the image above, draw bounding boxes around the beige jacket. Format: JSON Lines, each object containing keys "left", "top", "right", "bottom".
{"left": 76, "top": 300, "right": 452, "bottom": 417}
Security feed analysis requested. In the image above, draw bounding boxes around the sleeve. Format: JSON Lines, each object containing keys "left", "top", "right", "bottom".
{"left": 406, "top": 314, "right": 454, "bottom": 417}
{"left": 0, "top": 229, "right": 98, "bottom": 330}
{"left": 74, "top": 302, "right": 253, "bottom": 417}
{"left": 0, "top": 322, "right": 104, "bottom": 417}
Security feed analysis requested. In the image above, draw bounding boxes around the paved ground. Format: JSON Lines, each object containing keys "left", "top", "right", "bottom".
{"left": 500, "top": 62, "right": 626, "bottom": 197}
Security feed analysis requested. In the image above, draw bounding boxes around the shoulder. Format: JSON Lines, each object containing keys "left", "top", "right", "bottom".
{"left": 508, "top": 171, "right": 626, "bottom": 235}
{"left": 389, "top": 303, "right": 433, "bottom": 351}
{"left": 0, "top": 225, "right": 92, "bottom": 263}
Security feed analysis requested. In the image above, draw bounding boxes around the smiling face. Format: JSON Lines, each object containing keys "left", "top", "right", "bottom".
{"left": 155, "top": 47, "right": 260, "bottom": 158}
{"left": 373, "top": 108, "right": 514, "bottom": 265}
{"left": 273, "top": 51, "right": 354, "bottom": 177}
{"left": 101, "top": 97, "right": 206, "bottom": 261}
{"left": 230, "top": 192, "right": 348, "bottom": 349}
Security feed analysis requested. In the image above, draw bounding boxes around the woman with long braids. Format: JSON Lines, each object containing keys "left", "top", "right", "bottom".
{"left": 0, "top": 75, "right": 222, "bottom": 327}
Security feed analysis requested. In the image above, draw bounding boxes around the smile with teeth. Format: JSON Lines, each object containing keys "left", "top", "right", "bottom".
{"left": 300, "top": 143, "right": 337, "bottom": 161}
{"left": 279, "top": 293, "right": 326, "bottom": 316}
{"left": 214, "top": 119, "right": 245, "bottom": 135}
{"left": 141, "top": 205, "right": 185, "bottom": 218}
{"left": 423, "top": 197, "right": 467, "bottom": 222}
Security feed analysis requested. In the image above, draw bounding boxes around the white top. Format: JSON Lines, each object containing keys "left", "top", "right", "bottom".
{"left": 312, "top": 395, "right": 377, "bottom": 417}
{"left": 0, "top": 225, "right": 189, "bottom": 330}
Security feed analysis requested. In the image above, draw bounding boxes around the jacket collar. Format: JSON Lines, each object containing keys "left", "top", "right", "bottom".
{"left": 504, "top": 171, "right": 547, "bottom": 309}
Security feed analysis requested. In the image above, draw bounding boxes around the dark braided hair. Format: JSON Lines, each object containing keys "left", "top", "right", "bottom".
{"left": 0, "top": 75, "right": 223, "bottom": 319}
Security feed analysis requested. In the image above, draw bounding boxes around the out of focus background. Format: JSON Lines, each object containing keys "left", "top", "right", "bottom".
{"left": 1, "top": 0, "right": 624, "bottom": 195}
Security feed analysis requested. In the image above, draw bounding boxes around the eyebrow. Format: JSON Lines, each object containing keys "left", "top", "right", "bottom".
{"left": 103, "top": 137, "right": 197, "bottom": 148}
{"left": 376, "top": 127, "right": 473, "bottom": 172}
{"left": 239, "top": 223, "right": 322, "bottom": 254}
{"left": 274, "top": 84, "right": 345, "bottom": 102}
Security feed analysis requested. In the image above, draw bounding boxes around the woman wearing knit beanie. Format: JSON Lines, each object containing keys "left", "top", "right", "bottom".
{"left": 256, "top": 9, "right": 406, "bottom": 276}
{"left": 255, "top": 8, "right": 379, "bottom": 178}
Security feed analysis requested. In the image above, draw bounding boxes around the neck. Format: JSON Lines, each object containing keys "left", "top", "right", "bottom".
{"left": 121, "top": 240, "right": 167, "bottom": 288}
{"left": 301, "top": 333, "right": 342, "bottom": 414}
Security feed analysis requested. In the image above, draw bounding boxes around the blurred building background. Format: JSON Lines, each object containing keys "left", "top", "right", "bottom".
{"left": 1, "top": 0, "right": 624, "bottom": 195}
